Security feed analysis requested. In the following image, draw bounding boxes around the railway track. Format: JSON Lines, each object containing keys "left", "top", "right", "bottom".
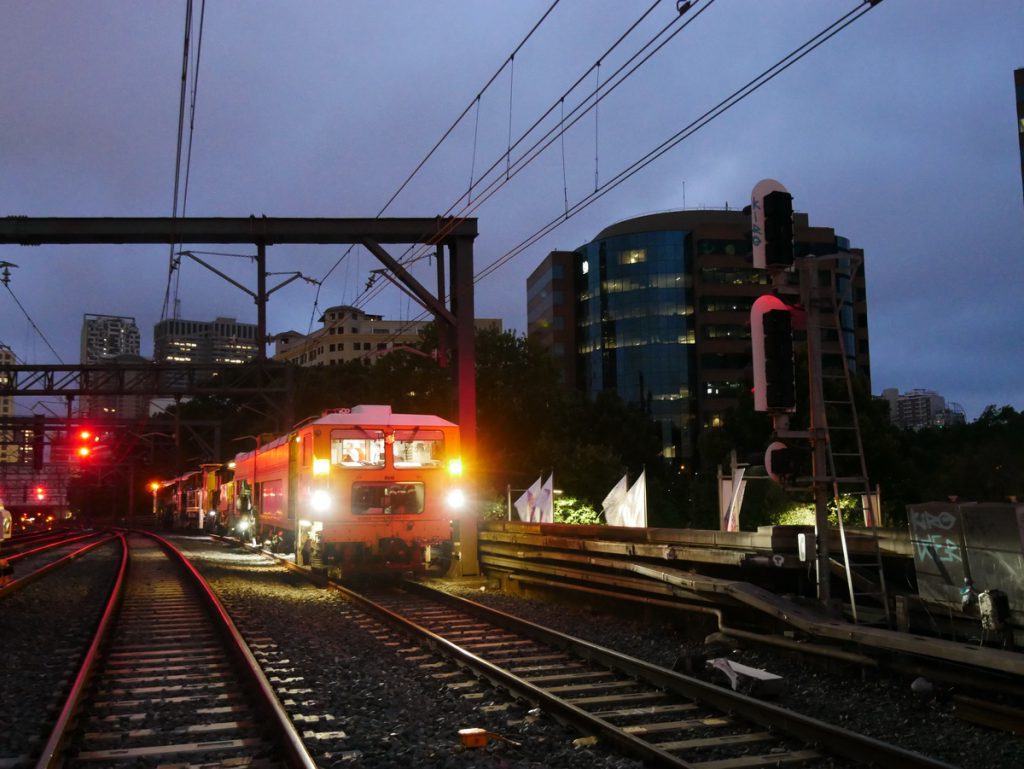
{"left": 0, "top": 530, "right": 113, "bottom": 596}
{"left": 333, "top": 579, "right": 959, "bottom": 769}
{"left": 34, "top": 532, "right": 316, "bottom": 769}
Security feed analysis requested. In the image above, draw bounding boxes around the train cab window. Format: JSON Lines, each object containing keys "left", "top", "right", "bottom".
{"left": 331, "top": 428, "right": 385, "bottom": 468}
{"left": 393, "top": 430, "right": 445, "bottom": 468}
{"left": 301, "top": 434, "right": 313, "bottom": 467}
{"left": 351, "top": 482, "right": 425, "bottom": 515}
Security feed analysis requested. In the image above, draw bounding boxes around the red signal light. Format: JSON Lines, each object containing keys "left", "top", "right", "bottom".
{"left": 35, "top": 486, "right": 46, "bottom": 501}
{"left": 74, "top": 428, "right": 98, "bottom": 460}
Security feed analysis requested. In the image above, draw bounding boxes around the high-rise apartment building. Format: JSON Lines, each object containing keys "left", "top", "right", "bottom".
{"left": 527, "top": 208, "right": 870, "bottom": 461}
{"left": 153, "top": 317, "right": 259, "bottom": 365}
{"left": 880, "top": 388, "right": 965, "bottom": 431}
{"left": 0, "top": 345, "right": 17, "bottom": 463}
{"left": 80, "top": 314, "right": 143, "bottom": 419}
{"left": 81, "top": 314, "right": 141, "bottom": 364}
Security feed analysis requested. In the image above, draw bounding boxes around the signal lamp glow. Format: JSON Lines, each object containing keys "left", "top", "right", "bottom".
{"left": 448, "top": 458, "right": 463, "bottom": 476}
{"left": 446, "top": 488, "right": 466, "bottom": 510}
{"left": 313, "top": 458, "right": 330, "bottom": 476}
{"left": 79, "top": 430, "right": 92, "bottom": 441}
{"left": 77, "top": 446, "right": 91, "bottom": 458}
{"left": 310, "top": 489, "right": 331, "bottom": 513}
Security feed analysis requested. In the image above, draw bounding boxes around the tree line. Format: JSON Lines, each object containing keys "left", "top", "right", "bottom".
{"left": 160, "top": 328, "right": 1022, "bottom": 532}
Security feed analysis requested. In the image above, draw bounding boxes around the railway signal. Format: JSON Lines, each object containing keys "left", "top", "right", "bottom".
{"left": 751, "top": 179, "right": 794, "bottom": 270}
{"left": 74, "top": 429, "right": 98, "bottom": 459}
{"left": 750, "top": 295, "right": 797, "bottom": 412}
{"left": 765, "top": 441, "right": 798, "bottom": 485}
{"left": 32, "top": 414, "right": 45, "bottom": 470}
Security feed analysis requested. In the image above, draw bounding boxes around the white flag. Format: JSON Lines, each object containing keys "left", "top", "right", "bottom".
{"left": 723, "top": 467, "right": 745, "bottom": 532}
{"left": 537, "top": 474, "right": 555, "bottom": 523}
{"left": 623, "top": 470, "right": 647, "bottom": 527}
{"left": 602, "top": 474, "right": 629, "bottom": 526}
{"left": 514, "top": 477, "right": 542, "bottom": 522}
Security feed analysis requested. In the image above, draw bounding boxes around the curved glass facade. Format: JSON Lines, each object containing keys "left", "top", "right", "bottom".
{"left": 575, "top": 230, "right": 694, "bottom": 458}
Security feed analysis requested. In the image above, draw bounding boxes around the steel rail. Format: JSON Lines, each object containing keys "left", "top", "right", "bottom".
{"left": 33, "top": 531, "right": 318, "bottom": 769}
{"left": 394, "top": 580, "right": 958, "bottom": 769}
{"left": 34, "top": 532, "right": 129, "bottom": 768}
{"left": 151, "top": 531, "right": 319, "bottom": 769}
{"left": 0, "top": 533, "right": 116, "bottom": 598}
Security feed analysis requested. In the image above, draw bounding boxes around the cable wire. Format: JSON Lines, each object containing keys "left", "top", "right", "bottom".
{"left": 311, "top": 0, "right": 565, "bottom": 311}
{"left": 474, "top": 1, "right": 878, "bottom": 285}
{"left": 161, "top": 1, "right": 206, "bottom": 323}
{"left": 362, "top": 0, "right": 878, "bottom": 332}
{"left": 161, "top": 0, "right": 194, "bottom": 322}
{"left": 349, "top": 0, "right": 686, "bottom": 311}
{"left": 3, "top": 282, "right": 63, "bottom": 364}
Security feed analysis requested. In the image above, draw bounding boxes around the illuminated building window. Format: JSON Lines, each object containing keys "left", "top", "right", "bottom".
{"left": 619, "top": 248, "right": 647, "bottom": 265}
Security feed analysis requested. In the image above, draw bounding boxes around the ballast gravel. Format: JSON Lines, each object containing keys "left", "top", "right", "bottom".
{"left": 176, "top": 536, "right": 1023, "bottom": 769}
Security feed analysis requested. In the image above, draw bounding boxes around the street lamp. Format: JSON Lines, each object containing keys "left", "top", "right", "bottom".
{"left": 148, "top": 481, "right": 160, "bottom": 520}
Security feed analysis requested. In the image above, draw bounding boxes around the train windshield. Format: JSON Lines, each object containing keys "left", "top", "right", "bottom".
{"left": 393, "top": 429, "right": 445, "bottom": 468}
{"left": 331, "top": 429, "right": 385, "bottom": 468}
{"left": 351, "top": 482, "right": 425, "bottom": 515}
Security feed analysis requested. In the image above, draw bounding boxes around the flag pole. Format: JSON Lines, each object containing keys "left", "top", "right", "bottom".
{"left": 643, "top": 464, "right": 648, "bottom": 528}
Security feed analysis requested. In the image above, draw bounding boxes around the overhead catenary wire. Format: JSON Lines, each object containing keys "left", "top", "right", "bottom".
{"left": 161, "top": 0, "right": 206, "bottom": 323}
{"left": 473, "top": 0, "right": 879, "bottom": 285}
{"left": 348, "top": 0, "right": 685, "bottom": 312}
{"left": 310, "top": 0, "right": 565, "bottom": 320}
{"left": 363, "top": 0, "right": 880, "bottom": 340}
{"left": 3, "top": 282, "right": 63, "bottom": 364}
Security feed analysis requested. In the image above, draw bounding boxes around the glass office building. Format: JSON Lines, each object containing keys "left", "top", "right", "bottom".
{"left": 527, "top": 209, "right": 870, "bottom": 463}
{"left": 576, "top": 229, "right": 695, "bottom": 458}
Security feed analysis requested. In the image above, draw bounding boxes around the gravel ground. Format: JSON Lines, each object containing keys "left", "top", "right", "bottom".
{"left": 177, "top": 537, "right": 645, "bottom": 769}
{"left": 175, "top": 536, "right": 1024, "bottom": 769}
{"left": 430, "top": 578, "right": 1024, "bottom": 769}
{"left": 0, "top": 540, "right": 121, "bottom": 763}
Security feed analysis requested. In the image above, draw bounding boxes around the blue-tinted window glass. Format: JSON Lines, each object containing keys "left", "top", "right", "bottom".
{"left": 575, "top": 230, "right": 695, "bottom": 456}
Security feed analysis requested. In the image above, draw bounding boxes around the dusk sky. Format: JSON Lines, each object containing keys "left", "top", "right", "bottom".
{"left": 1, "top": 1, "right": 1021, "bottom": 420}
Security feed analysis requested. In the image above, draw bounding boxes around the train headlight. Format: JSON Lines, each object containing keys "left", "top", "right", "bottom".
{"left": 238, "top": 519, "right": 250, "bottom": 532}
{"left": 446, "top": 488, "right": 466, "bottom": 510}
{"left": 311, "top": 489, "right": 331, "bottom": 513}
{"left": 448, "top": 458, "right": 463, "bottom": 476}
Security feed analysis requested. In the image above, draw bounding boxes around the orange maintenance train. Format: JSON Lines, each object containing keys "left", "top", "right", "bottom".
{"left": 215, "top": 404, "right": 465, "bottom": 575}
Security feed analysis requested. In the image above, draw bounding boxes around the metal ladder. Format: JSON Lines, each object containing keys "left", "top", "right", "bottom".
{"left": 815, "top": 254, "right": 890, "bottom": 626}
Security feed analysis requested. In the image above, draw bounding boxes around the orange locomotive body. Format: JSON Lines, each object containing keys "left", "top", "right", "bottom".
{"left": 231, "top": 405, "right": 464, "bottom": 574}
